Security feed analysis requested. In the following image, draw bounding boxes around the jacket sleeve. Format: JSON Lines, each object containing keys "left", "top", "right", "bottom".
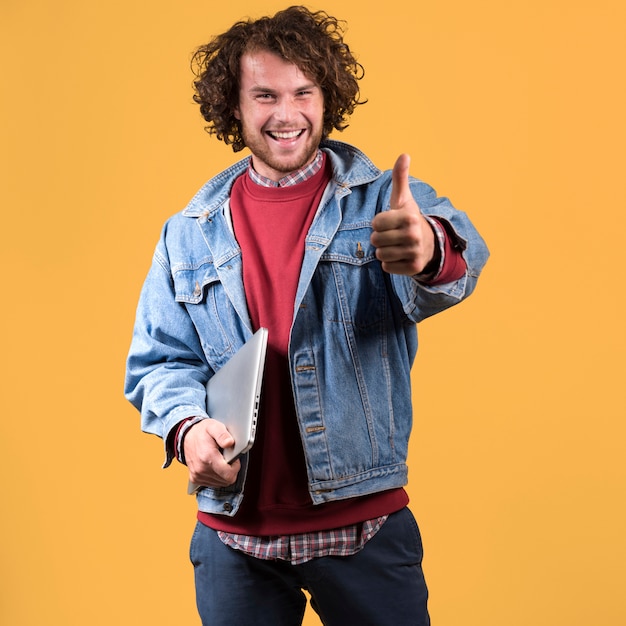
{"left": 124, "top": 227, "right": 211, "bottom": 467}
{"left": 387, "top": 176, "right": 490, "bottom": 323}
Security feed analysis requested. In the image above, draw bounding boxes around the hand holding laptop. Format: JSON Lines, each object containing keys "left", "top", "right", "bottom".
{"left": 186, "top": 327, "right": 268, "bottom": 496}
{"left": 184, "top": 418, "right": 242, "bottom": 489}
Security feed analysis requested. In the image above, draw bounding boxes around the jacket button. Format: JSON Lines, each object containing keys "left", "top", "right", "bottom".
{"left": 222, "top": 502, "right": 233, "bottom": 512}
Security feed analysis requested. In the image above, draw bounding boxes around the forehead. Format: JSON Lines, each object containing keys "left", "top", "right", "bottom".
{"left": 239, "top": 49, "right": 317, "bottom": 88}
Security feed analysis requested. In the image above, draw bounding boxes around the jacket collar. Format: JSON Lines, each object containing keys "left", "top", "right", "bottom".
{"left": 182, "top": 140, "right": 382, "bottom": 218}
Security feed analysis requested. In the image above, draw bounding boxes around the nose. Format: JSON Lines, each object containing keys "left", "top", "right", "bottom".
{"left": 274, "top": 97, "right": 297, "bottom": 123}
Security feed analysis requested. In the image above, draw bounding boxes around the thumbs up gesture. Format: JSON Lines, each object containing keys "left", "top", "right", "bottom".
{"left": 370, "top": 154, "right": 436, "bottom": 276}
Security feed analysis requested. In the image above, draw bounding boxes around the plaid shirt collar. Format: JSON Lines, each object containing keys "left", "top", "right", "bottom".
{"left": 247, "top": 150, "right": 324, "bottom": 187}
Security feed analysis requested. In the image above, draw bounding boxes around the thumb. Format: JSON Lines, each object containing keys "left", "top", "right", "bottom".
{"left": 390, "top": 153, "right": 412, "bottom": 210}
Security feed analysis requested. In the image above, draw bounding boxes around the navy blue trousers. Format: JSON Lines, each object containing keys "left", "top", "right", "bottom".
{"left": 190, "top": 506, "right": 430, "bottom": 625}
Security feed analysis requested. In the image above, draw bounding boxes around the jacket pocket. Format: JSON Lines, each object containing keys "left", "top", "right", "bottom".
{"left": 171, "top": 259, "right": 232, "bottom": 364}
{"left": 172, "top": 258, "right": 218, "bottom": 304}
{"left": 318, "top": 225, "right": 388, "bottom": 330}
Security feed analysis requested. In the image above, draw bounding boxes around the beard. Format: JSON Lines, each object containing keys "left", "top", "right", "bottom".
{"left": 239, "top": 121, "right": 324, "bottom": 179}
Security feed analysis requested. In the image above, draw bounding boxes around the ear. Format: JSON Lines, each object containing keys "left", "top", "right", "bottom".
{"left": 234, "top": 106, "right": 241, "bottom": 120}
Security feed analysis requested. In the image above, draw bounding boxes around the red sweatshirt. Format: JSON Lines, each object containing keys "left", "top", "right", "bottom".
{"left": 199, "top": 158, "right": 409, "bottom": 535}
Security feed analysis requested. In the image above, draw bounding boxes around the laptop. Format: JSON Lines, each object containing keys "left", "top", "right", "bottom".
{"left": 187, "top": 327, "right": 268, "bottom": 495}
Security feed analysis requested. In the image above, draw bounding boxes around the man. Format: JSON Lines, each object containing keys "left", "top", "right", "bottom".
{"left": 125, "top": 6, "right": 489, "bottom": 625}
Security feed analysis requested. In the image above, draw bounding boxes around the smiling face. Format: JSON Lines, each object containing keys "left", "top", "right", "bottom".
{"left": 234, "top": 49, "right": 325, "bottom": 182}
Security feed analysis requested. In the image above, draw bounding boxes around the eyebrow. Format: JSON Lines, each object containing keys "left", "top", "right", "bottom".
{"left": 247, "top": 82, "right": 319, "bottom": 94}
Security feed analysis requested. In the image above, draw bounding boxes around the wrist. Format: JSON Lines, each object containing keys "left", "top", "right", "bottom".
{"left": 415, "top": 218, "right": 442, "bottom": 281}
{"left": 175, "top": 416, "right": 206, "bottom": 465}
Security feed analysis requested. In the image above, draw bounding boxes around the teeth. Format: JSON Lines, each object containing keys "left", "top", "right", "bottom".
{"left": 269, "top": 130, "right": 302, "bottom": 139}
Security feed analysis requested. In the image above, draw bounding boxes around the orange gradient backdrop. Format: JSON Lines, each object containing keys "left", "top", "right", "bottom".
{"left": 1, "top": 1, "right": 625, "bottom": 625}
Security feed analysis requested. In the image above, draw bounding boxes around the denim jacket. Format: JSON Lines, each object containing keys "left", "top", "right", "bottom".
{"left": 124, "top": 140, "right": 489, "bottom": 516}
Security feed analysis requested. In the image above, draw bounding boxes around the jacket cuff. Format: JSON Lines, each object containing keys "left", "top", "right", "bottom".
{"left": 171, "top": 416, "right": 207, "bottom": 465}
{"left": 416, "top": 217, "right": 467, "bottom": 285}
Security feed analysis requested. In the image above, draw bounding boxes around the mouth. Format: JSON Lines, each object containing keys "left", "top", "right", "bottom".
{"left": 266, "top": 129, "right": 305, "bottom": 141}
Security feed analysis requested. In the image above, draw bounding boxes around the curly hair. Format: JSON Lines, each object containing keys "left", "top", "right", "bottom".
{"left": 191, "top": 5, "right": 366, "bottom": 152}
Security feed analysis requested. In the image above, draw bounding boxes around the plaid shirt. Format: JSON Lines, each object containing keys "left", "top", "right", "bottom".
{"left": 218, "top": 517, "right": 387, "bottom": 565}
{"left": 247, "top": 149, "right": 325, "bottom": 187}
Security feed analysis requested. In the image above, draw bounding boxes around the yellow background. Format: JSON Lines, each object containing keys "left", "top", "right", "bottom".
{"left": 1, "top": 1, "right": 624, "bottom": 624}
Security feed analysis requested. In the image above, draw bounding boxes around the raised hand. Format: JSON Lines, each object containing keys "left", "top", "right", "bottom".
{"left": 370, "top": 154, "right": 436, "bottom": 276}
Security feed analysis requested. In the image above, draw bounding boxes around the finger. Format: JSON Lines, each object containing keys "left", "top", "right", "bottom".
{"left": 190, "top": 458, "right": 240, "bottom": 488}
{"left": 390, "top": 153, "right": 411, "bottom": 210}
